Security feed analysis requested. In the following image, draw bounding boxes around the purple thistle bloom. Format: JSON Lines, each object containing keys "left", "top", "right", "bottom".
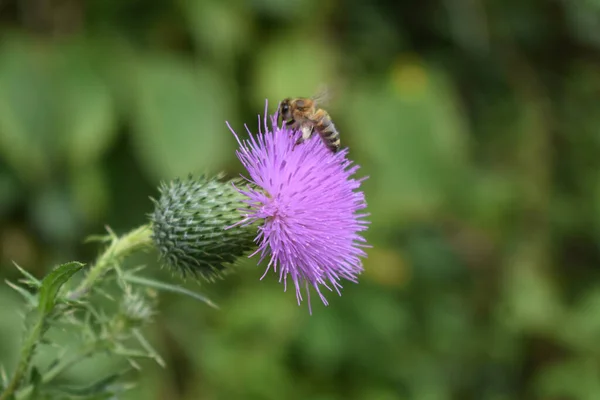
{"left": 226, "top": 101, "right": 370, "bottom": 313}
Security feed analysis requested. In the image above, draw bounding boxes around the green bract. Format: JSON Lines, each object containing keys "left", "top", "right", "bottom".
{"left": 149, "top": 175, "right": 256, "bottom": 281}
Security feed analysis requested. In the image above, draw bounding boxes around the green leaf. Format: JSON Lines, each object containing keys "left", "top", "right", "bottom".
{"left": 4, "top": 281, "right": 36, "bottom": 307}
{"left": 13, "top": 262, "right": 41, "bottom": 288}
{"left": 499, "top": 247, "right": 563, "bottom": 333}
{"left": 251, "top": 31, "right": 339, "bottom": 108}
{"left": 562, "top": 1, "right": 600, "bottom": 49}
{"left": 130, "top": 54, "right": 234, "bottom": 180}
{"left": 534, "top": 357, "right": 600, "bottom": 400}
{"left": 1, "top": 365, "right": 7, "bottom": 386}
{"left": 55, "top": 43, "right": 117, "bottom": 168}
{"left": 246, "top": 0, "right": 323, "bottom": 20}
{"left": 29, "top": 187, "right": 79, "bottom": 244}
{"left": 38, "top": 262, "right": 85, "bottom": 315}
{"left": 132, "top": 329, "right": 165, "bottom": 368}
{"left": 122, "top": 275, "right": 218, "bottom": 309}
{"left": 345, "top": 59, "right": 470, "bottom": 224}
{"left": 29, "top": 367, "right": 42, "bottom": 399}
{"left": 557, "top": 287, "right": 600, "bottom": 353}
{"left": 48, "top": 371, "right": 133, "bottom": 398}
{"left": 0, "top": 170, "right": 20, "bottom": 218}
{"left": 0, "top": 37, "right": 117, "bottom": 183}
{"left": 183, "top": 0, "right": 251, "bottom": 65}
{"left": 69, "top": 165, "right": 110, "bottom": 225}
{"left": 0, "top": 35, "right": 58, "bottom": 182}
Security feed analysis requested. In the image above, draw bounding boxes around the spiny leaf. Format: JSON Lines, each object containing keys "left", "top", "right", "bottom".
{"left": 5, "top": 280, "right": 36, "bottom": 306}
{"left": 122, "top": 274, "right": 218, "bottom": 309}
{"left": 38, "top": 262, "right": 85, "bottom": 315}
{"left": 12, "top": 262, "right": 40, "bottom": 288}
{"left": 47, "top": 370, "right": 133, "bottom": 398}
{"left": 83, "top": 234, "right": 112, "bottom": 244}
{"left": 29, "top": 367, "right": 42, "bottom": 399}
{"left": 132, "top": 329, "right": 165, "bottom": 368}
{"left": 128, "top": 264, "right": 147, "bottom": 275}
{"left": 93, "top": 287, "right": 116, "bottom": 302}
{"left": 127, "top": 358, "right": 141, "bottom": 371}
{"left": 111, "top": 348, "right": 157, "bottom": 360}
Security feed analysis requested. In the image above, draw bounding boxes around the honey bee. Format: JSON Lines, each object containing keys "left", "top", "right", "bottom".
{"left": 278, "top": 90, "right": 341, "bottom": 153}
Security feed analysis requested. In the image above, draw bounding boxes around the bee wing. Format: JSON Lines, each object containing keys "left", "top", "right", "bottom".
{"left": 311, "top": 84, "right": 333, "bottom": 107}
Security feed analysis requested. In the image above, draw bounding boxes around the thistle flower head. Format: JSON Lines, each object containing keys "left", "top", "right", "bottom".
{"left": 150, "top": 175, "right": 256, "bottom": 281}
{"left": 228, "top": 101, "right": 370, "bottom": 312}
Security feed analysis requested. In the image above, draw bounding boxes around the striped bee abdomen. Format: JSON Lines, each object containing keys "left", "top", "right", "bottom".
{"left": 314, "top": 110, "right": 341, "bottom": 153}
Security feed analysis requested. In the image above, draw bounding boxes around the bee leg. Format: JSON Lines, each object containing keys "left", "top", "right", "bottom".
{"left": 294, "top": 125, "right": 314, "bottom": 148}
{"left": 301, "top": 125, "right": 314, "bottom": 140}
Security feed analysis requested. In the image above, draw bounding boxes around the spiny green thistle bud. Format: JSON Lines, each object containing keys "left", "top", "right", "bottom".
{"left": 149, "top": 174, "right": 256, "bottom": 281}
{"left": 120, "top": 291, "right": 154, "bottom": 326}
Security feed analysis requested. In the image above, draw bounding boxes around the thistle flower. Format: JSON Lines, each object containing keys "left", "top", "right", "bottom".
{"left": 150, "top": 175, "right": 257, "bottom": 280}
{"left": 227, "top": 101, "right": 370, "bottom": 312}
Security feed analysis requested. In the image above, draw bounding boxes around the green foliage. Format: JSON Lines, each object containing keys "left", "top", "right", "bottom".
{"left": 38, "top": 262, "right": 84, "bottom": 314}
{"left": 346, "top": 63, "right": 469, "bottom": 224}
{"left": 0, "top": 226, "right": 216, "bottom": 400}
{"left": 122, "top": 275, "right": 218, "bottom": 309}
{"left": 0, "top": 37, "right": 117, "bottom": 183}
{"left": 0, "top": 0, "right": 599, "bottom": 399}
{"left": 130, "top": 55, "right": 235, "bottom": 180}
{"left": 252, "top": 32, "right": 339, "bottom": 105}
{"left": 0, "top": 262, "right": 84, "bottom": 400}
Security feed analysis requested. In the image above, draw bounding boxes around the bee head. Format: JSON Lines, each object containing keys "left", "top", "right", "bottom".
{"left": 279, "top": 98, "right": 292, "bottom": 121}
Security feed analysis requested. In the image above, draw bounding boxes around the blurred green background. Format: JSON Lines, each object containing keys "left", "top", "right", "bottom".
{"left": 1, "top": 0, "right": 600, "bottom": 399}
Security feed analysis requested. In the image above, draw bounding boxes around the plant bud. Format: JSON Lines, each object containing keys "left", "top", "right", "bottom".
{"left": 149, "top": 175, "right": 256, "bottom": 281}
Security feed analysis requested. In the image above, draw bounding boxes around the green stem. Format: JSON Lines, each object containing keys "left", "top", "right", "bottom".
{"left": 70, "top": 224, "right": 154, "bottom": 300}
{"left": 0, "top": 318, "right": 45, "bottom": 400}
{"left": 14, "top": 342, "right": 100, "bottom": 400}
{"left": 0, "top": 224, "right": 154, "bottom": 400}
